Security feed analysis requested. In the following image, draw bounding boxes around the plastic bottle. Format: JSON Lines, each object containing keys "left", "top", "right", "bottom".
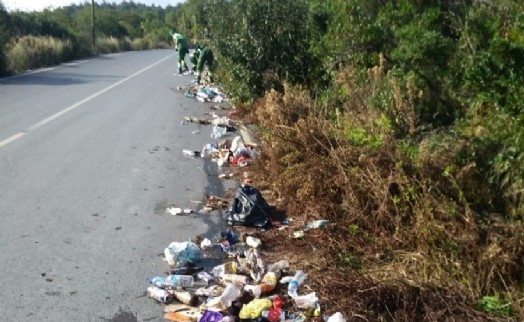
{"left": 172, "top": 290, "right": 199, "bottom": 306}
{"left": 221, "top": 273, "right": 249, "bottom": 285}
{"left": 164, "top": 274, "right": 195, "bottom": 288}
{"left": 147, "top": 286, "right": 173, "bottom": 303}
{"left": 148, "top": 276, "right": 166, "bottom": 288}
{"left": 220, "top": 282, "right": 242, "bottom": 308}
{"left": 287, "top": 270, "right": 306, "bottom": 297}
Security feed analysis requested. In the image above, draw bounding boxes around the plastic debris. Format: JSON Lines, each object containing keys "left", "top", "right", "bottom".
{"left": 164, "top": 241, "right": 200, "bottom": 268}
{"left": 327, "top": 312, "right": 346, "bottom": 322}
{"left": 200, "top": 238, "right": 213, "bottom": 249}
{"left": 167, "top": 207, "right": 183, "bottom": 216}
{"left": 198, "top": 310, "right": 223, "bottom": 322}
{"left": 147, "top": 286, "right": 173, "bottom": 303}
{"left": 197, "top": 271, "right": 214, "bottom": 284}
{"left": 238, "top": 298, "right": 272, "bottom": 319}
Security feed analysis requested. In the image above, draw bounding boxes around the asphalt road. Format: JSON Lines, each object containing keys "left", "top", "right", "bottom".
{"left": 0, "top": 49, "right": 229, "bottom": 321}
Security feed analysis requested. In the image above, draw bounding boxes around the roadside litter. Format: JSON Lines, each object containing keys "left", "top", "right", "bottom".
{"left": 146, "top": 229, "right": 344, "bottom": 322}
{"left": 182, "top": 135, "right": 257, "bottom": 168}
{"left": 292, "top": 220, "right": 330, "bottom": 239}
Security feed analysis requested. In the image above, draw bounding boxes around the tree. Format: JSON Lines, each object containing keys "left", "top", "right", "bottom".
{"left": 0, "top": 0, "right": 12, "bottom": 76}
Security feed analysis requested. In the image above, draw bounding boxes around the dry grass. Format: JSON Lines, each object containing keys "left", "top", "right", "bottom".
{"left": 245, "top": 64, "right": 524, "bottom": 320}
{"left": 6, "top": 35, "right": 73, "bottom": 73}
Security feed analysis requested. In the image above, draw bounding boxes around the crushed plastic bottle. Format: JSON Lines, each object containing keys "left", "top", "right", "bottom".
{"left": 147, "top": 286, "right": 173, "bottom": 303}
{"left": 220, "top": 282, "right": 242, "bottom": 308}
{"left": 287, "top": 270, "right": 306, "bottom": 297}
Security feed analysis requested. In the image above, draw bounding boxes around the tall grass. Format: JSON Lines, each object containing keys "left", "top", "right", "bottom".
{"left": 4, "top": 35, "right": 170, "bottom": 75}
{"left": 6, "top": 35, "right": 73, "bottom": 73}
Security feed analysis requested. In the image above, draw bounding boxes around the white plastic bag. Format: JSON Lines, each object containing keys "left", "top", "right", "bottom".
{"left": 164, "top": 241, "right": 200, "bottom": 267}
{"left": 292, "top": 292, "right": 318, "bottom": 309}
{"left": 327, "top": 312, "right": 346, "bottom": 322}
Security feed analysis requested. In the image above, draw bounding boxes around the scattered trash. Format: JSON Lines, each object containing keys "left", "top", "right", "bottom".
{"left": 145, "top": 92, "right": 333, "bottom": 321}
{"left": 293, "top": 220, "right": 329, "bottom": 239}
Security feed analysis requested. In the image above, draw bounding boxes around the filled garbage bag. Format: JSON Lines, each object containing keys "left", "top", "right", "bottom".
{"left": 226, "top": 185, "right": 269, "bottom": 227}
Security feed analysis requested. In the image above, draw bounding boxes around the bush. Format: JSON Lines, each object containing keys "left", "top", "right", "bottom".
{"left": 0, "top": 1, "right": 12, "bottom": 76}
{"left": 207, "top": 0, "right": 312, "bottom": 103}
{"left": 6, "top": 35, "right": 74, "bottom": 73}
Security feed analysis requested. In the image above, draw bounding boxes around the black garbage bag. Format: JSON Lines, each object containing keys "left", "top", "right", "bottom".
{"left": 226, "top": 185, "right": 269, "bottom": 227}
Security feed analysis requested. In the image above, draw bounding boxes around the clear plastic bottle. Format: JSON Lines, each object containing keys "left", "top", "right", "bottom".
{"left": 220, "top": 282, "right": 242, "bottom": 308}
{"left": 148, "top": 276, "right": 166, "bottom": 288}
{"left": 287, "top": 270, "right": 306, "bottom": 297}
{"left": 164, "top": 274, "right": 195, "bottom": 288}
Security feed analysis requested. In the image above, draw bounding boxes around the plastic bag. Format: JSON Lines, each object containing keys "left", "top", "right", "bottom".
{"left": 164, "top": 241, "right": 200, "bottom": 267}
{"left": 238, "top": 298, "right": 272, "bottom": 319}
{"left": 226, "top": 185, "right": 269, "bottom": 227}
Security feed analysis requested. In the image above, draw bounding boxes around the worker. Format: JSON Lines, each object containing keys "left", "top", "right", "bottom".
{"left": 170, "top": 30, "right": 189, "bottom": 75}
{"left": 195, "top": 45, "right": 215, "bottom": 84}
{"left": 189, "top": 45, "right": 202, "bottom": 74}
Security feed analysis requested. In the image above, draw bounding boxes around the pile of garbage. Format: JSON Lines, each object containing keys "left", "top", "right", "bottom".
{"left": 181, "top": 85, "right": 229, "bottom": 104}
{"left": 183, "top": 135, "right": 257, "bottom": 168}
{"left": 146, "top": 230, "right": 346, "bottom": 322}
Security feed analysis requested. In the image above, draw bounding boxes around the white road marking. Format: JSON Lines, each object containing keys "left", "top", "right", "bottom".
{"left": 0, "top": 132, "right": 25, "bottom": 148}
{"left": 0, "top": 54, "right": 173, "bottom": 149}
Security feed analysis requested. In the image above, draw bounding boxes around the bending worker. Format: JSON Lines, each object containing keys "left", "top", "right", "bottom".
{"left": 194, "top": 45, "right": 215, "bottom": 85}
{"left": 170, "top": 30, "right": 189, "bottom": 75}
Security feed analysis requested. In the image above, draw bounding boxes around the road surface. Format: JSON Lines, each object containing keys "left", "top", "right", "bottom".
{"left": 0, "top": 49, "right": 229, "bottom": 321}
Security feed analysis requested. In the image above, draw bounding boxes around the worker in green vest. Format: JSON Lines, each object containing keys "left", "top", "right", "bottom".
{"left": 170, "top": 31, "right": 189, "bottom": 75}
{"left": 194, "top": 45, "right": 215, "bottom": 85}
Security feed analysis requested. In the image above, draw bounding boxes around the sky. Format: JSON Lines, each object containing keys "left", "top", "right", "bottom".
{"left": 2, "top": 0, "right": 184, "bottom": 12}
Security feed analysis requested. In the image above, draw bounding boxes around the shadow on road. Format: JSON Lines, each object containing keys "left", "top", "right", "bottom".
{"left": 0, "top": 72, "right": 124, "bottom": 86}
